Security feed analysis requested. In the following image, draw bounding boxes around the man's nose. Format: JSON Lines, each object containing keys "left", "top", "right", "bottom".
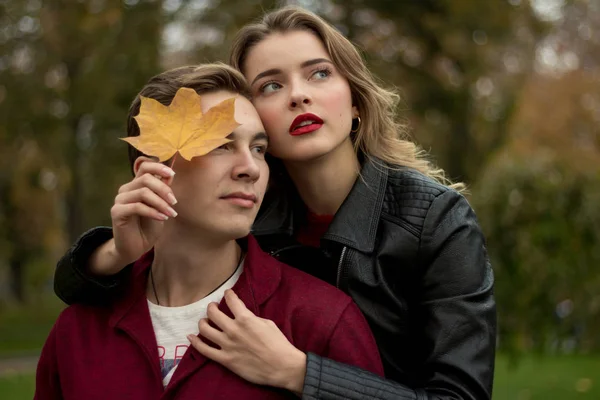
{"left": 232, "top": 150, "right": 260, "bottom": 182}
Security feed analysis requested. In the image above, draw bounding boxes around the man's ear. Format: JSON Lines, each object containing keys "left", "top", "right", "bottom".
{"left": 133, "top": 155, "right": 156, "bottom": 176}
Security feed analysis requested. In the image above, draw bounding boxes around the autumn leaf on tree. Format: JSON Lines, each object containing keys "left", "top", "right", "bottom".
{"left": 121, "top": 87, "right": 240, "bottom": 162}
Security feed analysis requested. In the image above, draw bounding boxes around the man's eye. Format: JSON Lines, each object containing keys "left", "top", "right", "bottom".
{"left": 253, "top": 145, "right": 267, "bottom": 154}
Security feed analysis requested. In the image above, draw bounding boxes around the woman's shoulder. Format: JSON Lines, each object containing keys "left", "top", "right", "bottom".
{"left": 380, "top": 165, "right": 472, "bottom": 233}
{"left": 384, "top": 165, "right": 454, "bottom": 198}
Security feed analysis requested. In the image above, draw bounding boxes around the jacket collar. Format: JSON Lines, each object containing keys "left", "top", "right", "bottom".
{"left": 322, "top": 158, "right": 387, "bottom": 253}
{"left": 109, "top": 235, "right": 281, "bottom": 329}
{"left": 107, "top": 235, "right": 282, "bottom": 392}
{"left": 251, "top": 157, "right": 388, "bottom": 253}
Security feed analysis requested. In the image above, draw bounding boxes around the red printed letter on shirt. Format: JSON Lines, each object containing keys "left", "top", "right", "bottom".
{"left": 174, "top": 345, "right": 188, "bottom": 366}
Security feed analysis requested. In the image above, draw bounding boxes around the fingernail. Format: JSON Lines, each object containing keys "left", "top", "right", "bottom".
{"left": 168, "top": 207, "right": 178, "bottom": 217}
{"left": 162, "top": 167, "right": 175, "bottom": 177}
{"left": 159, "top": 213, "right": 169, "bottom": 221}
{"left": 167, "top": 193, "right": 178, "bottom": 205}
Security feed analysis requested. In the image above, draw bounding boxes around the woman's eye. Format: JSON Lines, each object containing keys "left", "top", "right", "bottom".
{"left": 311, "top": 68, "right": 331, "bottom": 80}
{"left": 260, "top": 82, "right": 281, "bottom": 94}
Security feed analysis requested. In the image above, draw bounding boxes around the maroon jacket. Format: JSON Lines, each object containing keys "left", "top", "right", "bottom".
{"left": 35, "top": 235, "right": 383, "bottom": 400}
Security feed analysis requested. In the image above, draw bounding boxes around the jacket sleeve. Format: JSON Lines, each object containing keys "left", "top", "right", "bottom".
{"left": 34, "top": 324, "right": 62, "bottom": 400}
{"left": 302, "top": 191, "right": 496, "bottom": 400}
{"left": 302, "top": 301, "right": 390, "bottom": 400}
{"left": 54, "top": 227, "right": 132, "bottom": 305}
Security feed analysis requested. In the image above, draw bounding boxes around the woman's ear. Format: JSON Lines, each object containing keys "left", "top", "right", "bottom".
{"left": 133, "top": 155, "right": 156, "bottom": 176}
{"left": 351, "top": 105, "right": 359, "bottom": 119}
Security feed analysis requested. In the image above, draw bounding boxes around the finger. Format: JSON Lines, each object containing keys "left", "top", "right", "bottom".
{"left": 120, "top": 174, "right": 177, "bottom": 206}
{"left": 135, "top": 159, "right": 176, "bottom": 180}
{"left": 163, "top": 173, "right": 175, "bottom": 188}
{"left": 206, "top": 302, "right": 236, "bottom": 332}
{"left": 187, "top": 334, "right": 226, "bottom": 364}
{"left": 197, "top": 318, "right": 228, "bottom": 346}
{"left": 115, "top": 187, "right": 177, "bottom": 218}
{"left": 224, "top": 289, "right": 252, "bottom": 319}
{"left": 111, "top": 202, "right": 169, "bottom": 222}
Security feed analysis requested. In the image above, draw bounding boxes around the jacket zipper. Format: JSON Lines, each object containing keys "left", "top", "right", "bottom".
{"left": 268, "top": 244, "right": 304, "bottom": 258}
{"left": 336, "top": 246, "right": 347, "bottom": 288}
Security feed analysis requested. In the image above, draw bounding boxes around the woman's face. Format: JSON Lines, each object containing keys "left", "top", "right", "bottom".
{"left": 243, "top": 30, "right": 358, "bottom": 162}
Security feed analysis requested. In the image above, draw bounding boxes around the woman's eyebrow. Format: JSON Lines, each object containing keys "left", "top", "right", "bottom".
{"left": 300, "top": 58, "right": 332, "bottom": 68}
{"left": 251, "top": 69, "right": 280, "bottom": 86}
{"left": 251, "top": 58, "right": 332, "bottom": 86}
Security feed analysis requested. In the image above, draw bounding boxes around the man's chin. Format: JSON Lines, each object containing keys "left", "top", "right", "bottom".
{"left": 222, "top": 224, "right": 253, "bottom": 241}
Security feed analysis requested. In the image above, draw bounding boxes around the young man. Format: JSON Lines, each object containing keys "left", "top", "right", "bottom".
{"left": 34, "top": 64, "right": 383, "bottom": 400}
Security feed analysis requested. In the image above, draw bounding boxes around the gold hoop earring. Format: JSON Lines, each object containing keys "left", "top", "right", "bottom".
{"left": 351, "top": 117, "right": 361, "bottom": 133}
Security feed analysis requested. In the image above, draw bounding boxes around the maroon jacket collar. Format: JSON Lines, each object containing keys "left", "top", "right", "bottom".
{"left": 106, "top": 235, "right": 282, "bottom": 393}
{"left": 109, "top": 235, "right": 281, "bottom": 325}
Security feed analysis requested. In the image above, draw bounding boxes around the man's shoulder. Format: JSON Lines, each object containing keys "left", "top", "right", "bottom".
{"left": 246, "top": 235, "right": 352, "bottom": 308}
{"left": 263, "top": 259, "right": 354, "bottom": 351}
{"left": 54, "top": 302, "right": 112, "bottom": 336}
{"left": 270, "top": 257, "right": 352, "bottom": 315}
{"left": 283, "top": 261, "right": 348, "bottom": 294}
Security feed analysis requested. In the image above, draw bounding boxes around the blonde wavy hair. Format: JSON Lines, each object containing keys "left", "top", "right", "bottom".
{"left": 230, "top": 6, "right": 463, "bottom": 190}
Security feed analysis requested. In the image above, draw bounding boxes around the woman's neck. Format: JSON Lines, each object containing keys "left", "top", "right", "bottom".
{"left": 148, "top": 223, "right": 242, "bottom": 307}
{"left": 284, "top": 138, "right": 360, "bottom": 215}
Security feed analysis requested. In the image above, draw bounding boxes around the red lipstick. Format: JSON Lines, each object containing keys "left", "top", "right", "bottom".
{"left": 289, "top": 113, "right": 324, "bottom": 136}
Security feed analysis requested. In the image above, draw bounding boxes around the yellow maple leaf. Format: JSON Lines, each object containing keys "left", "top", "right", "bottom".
{"left": 121, "top": 87, "right": 240, "bottom": 162}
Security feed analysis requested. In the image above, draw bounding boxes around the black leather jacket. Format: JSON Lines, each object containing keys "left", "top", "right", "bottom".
{"left": 55, "top": 158, "right": 496, "bottom": 400}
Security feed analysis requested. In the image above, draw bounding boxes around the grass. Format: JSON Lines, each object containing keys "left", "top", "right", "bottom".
{"left": 0, "top": 296, "right": 62, "bottom": 399}
{"left": 0, "top": 374, "right": 35, "bottom": 400}
{"left": 493, "top": 354, "right": 600, "bottom": 399}
{"left": 1, "top": 355, "right": 599, "bottom": 399}
{"left": 0, "top": 296, "right": 64, "bottom": 357}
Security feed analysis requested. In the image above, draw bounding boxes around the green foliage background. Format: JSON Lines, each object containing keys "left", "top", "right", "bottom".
{"left": 0, "top": 0, "right": 599, "bottom": 360}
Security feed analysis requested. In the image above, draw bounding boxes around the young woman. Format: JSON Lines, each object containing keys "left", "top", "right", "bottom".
{"left": 54, "top": 6, "right": 496, "bottom": 400}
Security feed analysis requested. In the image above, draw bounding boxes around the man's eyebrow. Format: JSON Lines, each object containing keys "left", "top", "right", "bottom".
{"left": 253, "top": 132, "right": 269, "bottom": 144}
{"left": 250, "top": 58, "right": 333, "bottom": 86}
{"left": 226, "top": 131, "right": 269, "bottom": 144}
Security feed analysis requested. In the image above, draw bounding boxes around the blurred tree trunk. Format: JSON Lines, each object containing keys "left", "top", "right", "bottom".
{"left": 0, "top": 178, "right": 25, "bottom": 303}
{"left": 0, "top": 0, "right": 164, "bottom": 303}
{"left": 66, "top": 114, "right": 85, "bottom": 243}
{"left": 8, "top": 250, "right": 24, "bottom": 303}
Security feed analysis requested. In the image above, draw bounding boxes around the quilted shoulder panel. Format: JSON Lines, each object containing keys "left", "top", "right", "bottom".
{"left": 382, "top": 168, "right": 449, "bottom": 233}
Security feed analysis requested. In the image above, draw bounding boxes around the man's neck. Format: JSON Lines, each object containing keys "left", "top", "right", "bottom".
{"left": 284, "top": 138, "right": 360, "bottom": 215}
{"left": 148, "top": 224, "right": 242, "bottom": 307}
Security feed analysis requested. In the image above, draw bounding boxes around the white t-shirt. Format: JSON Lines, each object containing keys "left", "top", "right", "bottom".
{"left": 148, "top": 263, "right": 243, "bottom": 387}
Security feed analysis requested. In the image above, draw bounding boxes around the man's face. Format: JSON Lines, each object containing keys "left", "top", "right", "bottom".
{"left": 168, "top": 91, "right": 269, "bottom": 240}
